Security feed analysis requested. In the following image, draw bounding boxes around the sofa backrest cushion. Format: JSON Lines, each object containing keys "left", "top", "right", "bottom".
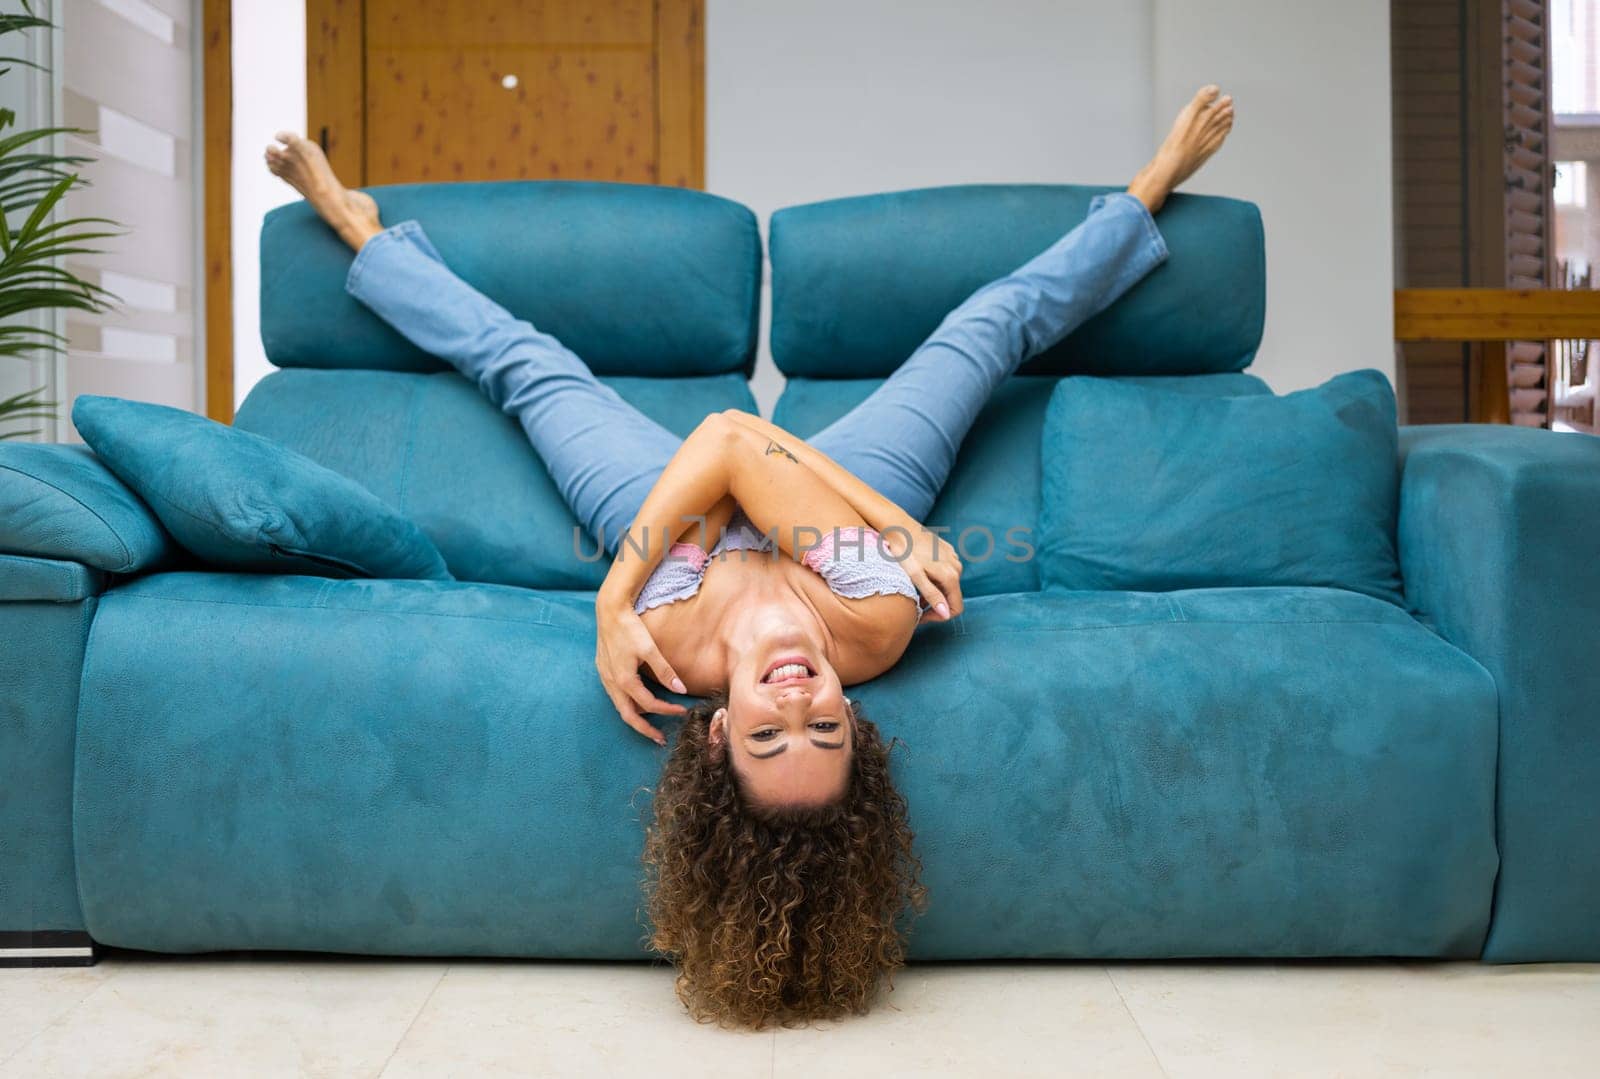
{"left": 770, "top": 184, "right": 1265, "bottom": 378}
{"left": 260, "top": 181, "right": 761, "bottom": 377}
{"left": 772, "top": 371, "right": 1272, "bottom": 597}
{"left": 233, "top": 368, "right": 758, "bottom": 590}
{"left": 1038, "top": 369, "right": 1404, "bottom": 605}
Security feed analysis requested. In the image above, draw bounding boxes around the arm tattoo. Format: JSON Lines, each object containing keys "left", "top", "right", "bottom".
{"left": 764, "top": 439, "right": 799, "bottom": 463}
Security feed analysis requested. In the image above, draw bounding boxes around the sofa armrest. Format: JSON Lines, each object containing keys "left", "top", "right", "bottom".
{"left": 0, "top": 552, "right": 105, "bottom": 602}
{"left": 0, "top": 443, "right": 175, "bottom": 575}
{"left": 0, "top": 553, "right": 103, "bottom": 962}
{"left": 1398, "top": 423, "right": 1600, "bottom": 961}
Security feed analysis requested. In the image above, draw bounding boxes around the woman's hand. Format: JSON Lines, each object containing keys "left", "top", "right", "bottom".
{"left": 881, "top": 524, "right": 964, "bottom": 623}
{"left": 594, "top": 599, "right": 687, "bottom": 745}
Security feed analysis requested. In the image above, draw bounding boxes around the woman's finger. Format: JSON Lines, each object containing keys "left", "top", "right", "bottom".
{"left": 609, "top": 687, "right": 666, "bottom": 746}
{"left": 907, "top": 563, "right": 950, "bottom": 620}
{"left": 627, "top": 676, "right": 687, "bottom": 717}
{"left": 929, "top": 563, "right": 964, "bottom": 616}
{"left": 641, "top": 644, "right": 688, "bottom": 697}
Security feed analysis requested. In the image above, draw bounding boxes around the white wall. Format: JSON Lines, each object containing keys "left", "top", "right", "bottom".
{"left": 1151, "top": 0, "right": 1394, "bottom": 394}
{"left": 706, "top": 0, "right": 1158, "bottom": 411}
{"left": 231, "top": 1, "right": 1394, "bottom": 409}
{"left": 231, "top": 0, "right": 305, "bottom": 409}
{"left": 710, "top": 0, "right": 1395, "bottom": 407}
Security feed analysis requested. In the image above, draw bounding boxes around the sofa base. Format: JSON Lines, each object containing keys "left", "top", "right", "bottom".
{"left": 0, "top": 930, "right": 96, "bottom": 968}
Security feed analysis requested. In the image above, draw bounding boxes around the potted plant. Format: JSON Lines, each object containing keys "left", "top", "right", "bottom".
{"left": 0, "top": 1, "right": 121, "bottom": 440}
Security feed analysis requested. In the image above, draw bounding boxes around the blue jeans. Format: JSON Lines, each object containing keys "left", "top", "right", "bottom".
{"left": 344, "top": 192, "right": 1167, "bottom": 554}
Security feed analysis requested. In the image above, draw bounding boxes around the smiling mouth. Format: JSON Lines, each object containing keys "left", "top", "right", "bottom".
{"left": 761, "top": 655, "right": 816, "bottom": 685}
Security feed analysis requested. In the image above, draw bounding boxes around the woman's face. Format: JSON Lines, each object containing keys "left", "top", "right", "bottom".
{"left": 714, "top": 621, "right": 854, "bottom": 809}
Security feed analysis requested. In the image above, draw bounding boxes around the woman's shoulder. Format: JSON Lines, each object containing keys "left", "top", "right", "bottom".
{"left": 806, "top": 578, "right": 919, "bottom": 684}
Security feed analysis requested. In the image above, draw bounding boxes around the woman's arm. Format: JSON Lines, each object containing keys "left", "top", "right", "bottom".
{"left": 598, "top": 413, "right": 873, "bottom": 612}
{"left": 717, "top": 409, "right": 911, "bottom": 534}
{"left": 595, "top": 413, "right": 959, "bottom": 742}
{"left": 717, "top": 409, "right": 964, "bottom": 621}
{"left": 595, "top": 413, "right": 885, "bottom": 742}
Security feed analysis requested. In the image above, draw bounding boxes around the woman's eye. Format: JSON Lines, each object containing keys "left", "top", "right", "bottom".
{"left": 751, "top": 729, "right": 778, "bottom": 741}
{"left": 811, "top": 721, "right": 839, "bottom": 733}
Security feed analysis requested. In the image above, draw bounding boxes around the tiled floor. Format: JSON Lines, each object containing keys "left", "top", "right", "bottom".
{"left": 2, "top": 955, "right": 1597, "bottom": 1077}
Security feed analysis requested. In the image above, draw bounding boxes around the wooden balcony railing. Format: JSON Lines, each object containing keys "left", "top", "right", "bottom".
{"left": 1395, "top": 288, "right": 1600, "bottom": 425}
{"left": 1394, "top": 288, "right": 1600, "bottom": 341}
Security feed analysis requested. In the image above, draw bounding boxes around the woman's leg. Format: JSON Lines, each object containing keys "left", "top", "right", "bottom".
{"left": 266, "top": 133, "right": 678, "bottom": 553}
{"left": 807, "top": 85, "right": 1235, "bottom": 521}
{"left": 343, "top": 221, "right": 681, "bottom": 551}
{"left": 805, "top": 192, "right": 1167, "bottom": 521}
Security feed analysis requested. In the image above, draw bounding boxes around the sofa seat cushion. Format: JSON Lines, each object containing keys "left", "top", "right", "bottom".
{"left": 773, "top": 372, "right": 1271, "bottom": 597}
{"left": 235, "top": 368, "right": 759, "bottom": 590}
{"left": 866, "top": 585, "right": 1499, "bottom": 958}
{"left": 73, "top": 575, "right": 1497, "bottom": 960}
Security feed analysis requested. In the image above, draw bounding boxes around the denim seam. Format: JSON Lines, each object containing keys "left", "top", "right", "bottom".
{"left": 0, "top": 463, "right": 134, "bottom": 572}
{"left": 344, "top": 219, "right": 422, "bottom": 297}
{"left": 1100, "top": 189, "right": 1170, "bottom": 264}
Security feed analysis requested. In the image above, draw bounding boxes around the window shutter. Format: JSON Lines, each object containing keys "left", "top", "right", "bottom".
{"left": 1504, "top": 0, "right": 1555, "bottom": 427}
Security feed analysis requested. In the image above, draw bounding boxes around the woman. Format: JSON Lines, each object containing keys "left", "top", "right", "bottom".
{"left": 266, "top": 85, "right": 1232, "bottom": 1026}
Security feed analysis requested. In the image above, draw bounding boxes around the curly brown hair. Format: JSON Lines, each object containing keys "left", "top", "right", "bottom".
{"left": 640, "top": 695, "right": 927, "bottom": 1029}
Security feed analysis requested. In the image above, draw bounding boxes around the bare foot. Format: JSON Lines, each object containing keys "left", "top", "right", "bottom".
{"left": 1127, "top": 86, "right": 1234, "bottom": 214}
{"left": 265, "top": 132, "right": 383, "bottom": 251}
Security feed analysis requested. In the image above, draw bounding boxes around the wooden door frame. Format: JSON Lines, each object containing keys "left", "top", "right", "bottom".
{"left": 306, "top": 0, "right": 705, "bottom": 188}
{"left": 202, "top": 0, "right": 232, "bottom": 422}
{"left": 206, "top": 1, "right": 705, "bottom": 425}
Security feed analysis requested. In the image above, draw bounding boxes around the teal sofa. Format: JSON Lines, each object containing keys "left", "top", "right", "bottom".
{"left": 3, "top": 182, "right": 1597, "bottom": 968}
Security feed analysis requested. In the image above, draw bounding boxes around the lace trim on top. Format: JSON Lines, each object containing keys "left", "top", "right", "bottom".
{"left": 633, "top": 511, "right": 919, "bottom": 613}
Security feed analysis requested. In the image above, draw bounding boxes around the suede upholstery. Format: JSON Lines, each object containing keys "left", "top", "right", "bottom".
{"left": 770, "top": 185, "right": 1265, "bottom": 378}
{"left": 72, "top": 574, "right": 1496, "bottom": 959}
{"left": 260, "top": 181, "right": 761, "bottom": 377}
{"left": 234, "top": 368, "right": 759, "bottom": 590}
{"left": 0, "top": 554, "right": 104, "bottom": 603}
{"left": 1038, "top": 370, "right": 1405, "bottom": 605}
{"left": 1398, "top": 424, "right": 1600, "bottom": 961}
{"left": 0, "top": 442, "right": 175, "bottom": 573}
{"left": 0, "top": 579, "right": 97, "bottom": 937}
{"left": 74, "top": 395, "right": 452, "bottom": 581}
{"left": 2, "top": 181, "right": 1593, "bottom": 964}
{"left": 773, "top": 372, "right": 1272, "bottom": 597}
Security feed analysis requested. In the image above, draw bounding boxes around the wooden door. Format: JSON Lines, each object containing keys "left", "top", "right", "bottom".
{"left": 307, "top": 0, "right": 703, "bottom": 189}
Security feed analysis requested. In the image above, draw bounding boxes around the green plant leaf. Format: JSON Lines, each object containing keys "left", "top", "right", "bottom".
{"left": 0, "top": 15, "right": 127, "bottom": 368}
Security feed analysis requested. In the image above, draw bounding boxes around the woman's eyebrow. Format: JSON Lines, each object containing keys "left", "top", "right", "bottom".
{"left": 747, "top": 737, "right": 845, "bottom": 760}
